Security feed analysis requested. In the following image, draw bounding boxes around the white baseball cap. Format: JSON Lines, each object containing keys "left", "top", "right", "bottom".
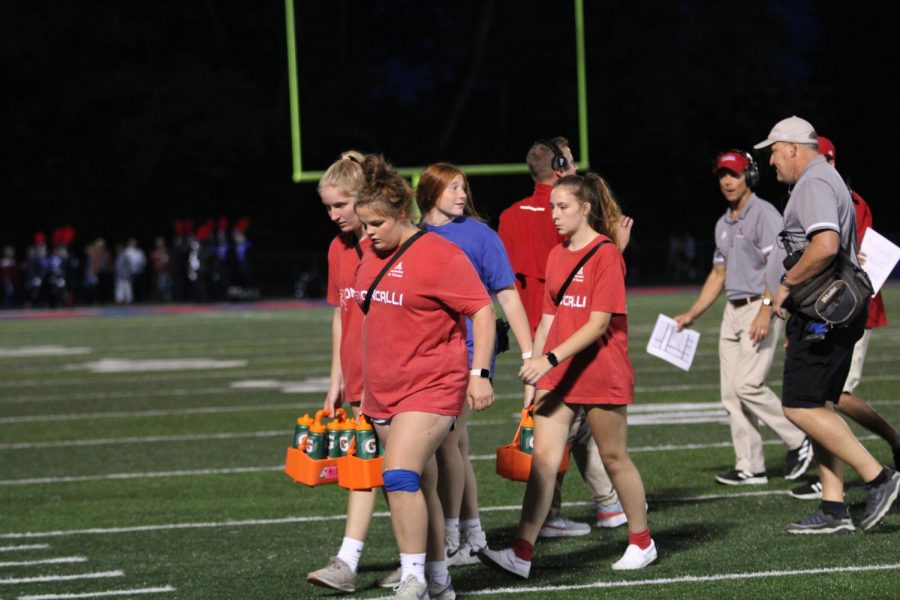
{"left": 753, "top": 116, "right": 818, "bottom": 149}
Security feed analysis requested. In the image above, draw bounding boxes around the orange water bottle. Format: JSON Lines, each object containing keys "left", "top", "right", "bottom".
{"left": 519, "top": 409, "right": 534, "bottom": 455}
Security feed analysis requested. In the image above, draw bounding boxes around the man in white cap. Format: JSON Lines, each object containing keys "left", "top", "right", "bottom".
{"left": 675, "top": 149, "right": 811, "bottom": 486}
{"left": 757, "top": 116, "right": 900, "bottom": 533}
{"left": 790, "top": 135, "right": 900, "bottom": 499}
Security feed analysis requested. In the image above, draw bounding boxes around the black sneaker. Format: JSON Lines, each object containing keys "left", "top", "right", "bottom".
{"left": 787, "top": 509, "right": 855, "bottom": 534}
{"left": 785, "top": 437, "right": 813, "bottom": 480}
{"left": 789, "top": 476, "right": 823, "bottom": 500}
{"left": 861, "top": 469, "right": 900, "bottom": 531}
{"left": 716, "top": 469, "right": 768, "bottom": 486}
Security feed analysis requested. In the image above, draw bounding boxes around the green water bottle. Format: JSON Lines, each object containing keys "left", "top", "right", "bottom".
{"left": 305, "top": 411, "right": 328, "bottom": 459}
{"left": 327, "top": 417, "right": 344, "bottom": 459}
{"left": 339, "top": 419, "right": 356, "bottom": 457}
{"left": 355, "top": 416, "right": 378, "bottom": 459}
{"left": 519, "top": 409, "right": 534, "bottom": 455}
{"left": 292, "top": 414, "right": 313, "bottom": 450}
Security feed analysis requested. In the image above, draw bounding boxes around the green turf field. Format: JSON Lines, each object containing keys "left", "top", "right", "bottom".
{"left": 1, "top": 290, "right": 898, "bottom": 599}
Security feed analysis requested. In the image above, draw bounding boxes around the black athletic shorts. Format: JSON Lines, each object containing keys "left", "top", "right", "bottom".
{"left": 781, "top": 308, "right": 866, "bottom": 409}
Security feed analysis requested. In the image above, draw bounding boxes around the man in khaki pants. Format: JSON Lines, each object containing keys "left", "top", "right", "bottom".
{"left": 675, "top": 149, "right": 811, "bottom": 485}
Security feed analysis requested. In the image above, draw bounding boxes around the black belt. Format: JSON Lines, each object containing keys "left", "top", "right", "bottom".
{"left": 729, "top": 295, "right": 761, "bottom": 307}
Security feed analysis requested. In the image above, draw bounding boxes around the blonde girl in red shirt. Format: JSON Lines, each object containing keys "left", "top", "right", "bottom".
{"left": 309, "top": 151, "right": 402, "bottom": 593}
{"left": 479, "top": 173, "right": 656, "bottom": 577}
{"left": 354, "top": 155, "right": 495, "bottom": 599}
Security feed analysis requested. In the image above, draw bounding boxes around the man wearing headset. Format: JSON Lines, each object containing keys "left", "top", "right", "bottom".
{"left": 498, "top": 137, "right": 629, "bottom": 537}
{"left": 675, "top": 149, "right": 812, "bottom": 486}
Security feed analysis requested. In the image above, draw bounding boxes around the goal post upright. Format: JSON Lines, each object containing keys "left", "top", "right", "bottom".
{"left": 284, "top": 0, "right": 590, "bottom": 183}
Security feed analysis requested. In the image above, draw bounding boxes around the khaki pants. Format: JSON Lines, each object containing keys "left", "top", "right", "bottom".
{"left": 720, "top": 300, "right": 805, "bottom": 473}
{"left": 547, "top": 407, "right": 618, "bottom": 520}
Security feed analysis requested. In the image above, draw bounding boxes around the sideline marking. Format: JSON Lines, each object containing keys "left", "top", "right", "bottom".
{"left": 0, "top": 346, "right": 91, "bottom": 358}
{"left": 0, "top": 570, "right": 123, "bottom": 585}
{"left": 18, "top": 586, "right": 176, "bottom": 600}
{"left": 0, "top": 491, "right": 790, "bottom": 539}
{"left": 66, "top": 359, "right": 247, "bottom": 374}
{"left": 0, "top": 544, "right": 49, "bottom": 552}
{"left": 0, "top": 556, "right": 85, "bottom": 567}
{"left": 457, "top": 563, "right": 900, "bottom": 597}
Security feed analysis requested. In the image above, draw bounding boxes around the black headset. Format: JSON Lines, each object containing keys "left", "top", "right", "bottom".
{"left": 714, "top": 149, "right": 759, "bottom": 189}
{"left": 535, "top": 138, "right": 569, "bottom": 172}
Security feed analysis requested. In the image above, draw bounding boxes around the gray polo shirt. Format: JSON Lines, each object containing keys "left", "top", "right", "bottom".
{"left": 765, "top": 155, "right": 858, "bottom": 293}
{"left": 713, "top": 194, "right": 782, "bottom": 300}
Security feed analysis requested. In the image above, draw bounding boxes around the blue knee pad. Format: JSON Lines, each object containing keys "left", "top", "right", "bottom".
{"left": 382, "top": 469, "right": 420, "bottom": 492}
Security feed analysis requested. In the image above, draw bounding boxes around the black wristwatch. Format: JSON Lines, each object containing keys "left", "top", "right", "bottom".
{"left": 545, "top": 352, "right": 559, "bottom": 367}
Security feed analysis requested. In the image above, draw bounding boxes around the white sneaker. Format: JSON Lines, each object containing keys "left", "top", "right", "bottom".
{"left": 611, "top": 540, "right": 657, "bottom": 570}
{"left": 392, "top": 575, "right": 428, "bottom": 600}
{"left": 595, "top": 500, "right": 628, "bottom": 528}
{"left": 477, "top": 547, "right": 531, "bottom": 579}
{"left": 538, "top": 516, "right": 591, "bottom": 538}
{"left": 376, "top": 566, "right": 403, "bottom": 588}
{"left": 447, "top": 536, "right": 486, "bottom": 567}
{"left": 428, "top": 577, "right": 456, "bottom": 600}
{"left": 306, "top": 556, "right": 356, "bottom": 592}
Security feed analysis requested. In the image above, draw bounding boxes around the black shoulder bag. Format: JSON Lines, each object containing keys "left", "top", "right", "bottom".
{"left": 553, "top": 240, "right": 611, "bottom": 306}
{"left": 360, "top": 230, "right": 426, "bottom": 315}
{"left": 780, "top": 229, "right": 874, "bottom": 326}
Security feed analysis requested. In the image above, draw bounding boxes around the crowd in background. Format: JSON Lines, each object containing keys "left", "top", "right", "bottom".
{"left": 0, "top": 218, "right": 256, "bottom": 309}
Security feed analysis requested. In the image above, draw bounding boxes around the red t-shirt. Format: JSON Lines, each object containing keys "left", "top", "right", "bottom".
{"left": 852, "top": 191, "right": 887, "bottom": 329}
{"left": 327, "top": 233, "right": 368, "bottom": 401}
{"left": 498, "top": 183, "right": 565, "bottom": 331}
{"left": 537, "top": 236, "right": 634, "bottom": 404}
{"left": 355, "top": 233, "right": 491, "bottom": 419}
{"left": 498, "top": 183, "right": 564, "bottom": 280}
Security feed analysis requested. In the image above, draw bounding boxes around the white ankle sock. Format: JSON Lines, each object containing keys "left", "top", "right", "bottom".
{"left": 337, "top": 537, "right": 364, "bottom": 573}
{"left": 445, "top": 517, "right": 460, "bottom": 550}
{"left": 460, "top": 518, "right": 483, "bottom": 543}
{"left": 400, "top": 553, "right": 426, "bottom": 584}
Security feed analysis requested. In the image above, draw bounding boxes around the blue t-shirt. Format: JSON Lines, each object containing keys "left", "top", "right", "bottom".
{"left": 423, "top": 217, "right": 516, "bottom": 370}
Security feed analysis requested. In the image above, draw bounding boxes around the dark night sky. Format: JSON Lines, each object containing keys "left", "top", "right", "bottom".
{"left": 5, "top": 1, "right": 900, "bottom": 285}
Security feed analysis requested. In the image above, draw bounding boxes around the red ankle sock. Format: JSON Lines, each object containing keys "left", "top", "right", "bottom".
{"left": 512, "top": 538, "right": 534, "bottom": 562}
{"left": 628, "top": 528, "right": 651, "bottom": 549}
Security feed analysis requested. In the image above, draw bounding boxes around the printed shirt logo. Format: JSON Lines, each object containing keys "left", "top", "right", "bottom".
{"left": 560, "top": 294, "right": 587, "bottom": 308}
{"left": 573, "top": 267, "right": 585, "bottom": 283}
{"left": 520, "top": 206, "right": 545, "bottom": 212}
{"left": 388, "top": 261, "right": 404, "bottom": 278}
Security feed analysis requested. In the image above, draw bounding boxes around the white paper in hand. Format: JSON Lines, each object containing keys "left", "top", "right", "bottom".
{"left": 859, "top": 227, "right": 900, "bottom": 294}
{"left": 646, "top": 314, "right": 700, "bottom": 371}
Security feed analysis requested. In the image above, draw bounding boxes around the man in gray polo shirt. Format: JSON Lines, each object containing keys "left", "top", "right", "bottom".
{"left": 758, "top": 115, "right": 900, "bottom": 534}
{"left": 675, "top": 150, "right": 811, "bottom": 486}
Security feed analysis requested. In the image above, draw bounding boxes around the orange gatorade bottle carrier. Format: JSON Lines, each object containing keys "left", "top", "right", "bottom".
{"left": 496, "top": 408, "right": 569, "bottom": 482}
{"left": 337, "top": 415, "right": 384, "bottom": 490}
{"left": 284, "top": 409, "right": 341, "bottom": 486}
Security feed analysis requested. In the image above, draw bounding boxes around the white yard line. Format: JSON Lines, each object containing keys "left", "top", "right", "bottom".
{"left": 0, "top": 431, "right": 287, "bottom": 450}
{"left": 18, "top": 586, "right": 176, "bottom": 600}
{"left": 0, "top": 556, "right": 85, "bottom": 568}
{"left": 456, "top": 563, "right": 900, "bottom": 597}
{"left": 0, "top": 570, "right": 123, "bottom": 585}
{"left": 0, "top": 490, "right": 790, "bottom": 539}
{"left": 0, "top": 403, "right": 317, "bottom": 425}
{"left": 0, "top": 544, "right": 49, "bottom": 552}
{"left": 0, "top": 434, "right": 883, "bottom": 486}
{"left": 0, "top": 466, "right": 283, "bottom": 487}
